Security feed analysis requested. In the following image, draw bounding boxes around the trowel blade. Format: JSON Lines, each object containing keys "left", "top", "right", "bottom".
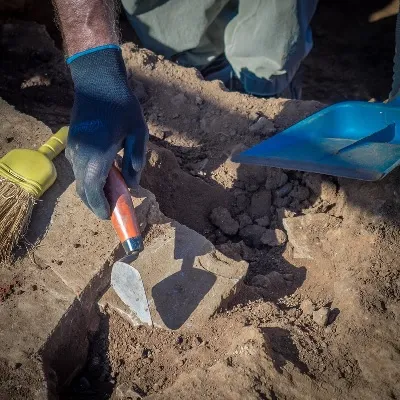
{"left": 111, "top": 260, "right": 152, "bottom": 326}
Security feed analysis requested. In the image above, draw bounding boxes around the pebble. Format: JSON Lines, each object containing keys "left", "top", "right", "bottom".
{"left": 209, "top": 207, "right": 239, "bottom": 236}
{"left": 234, "top": 193, "right": 249, "bottom": 213}
{"left": 265, "top": 169, "right": 288, "bottom": 190}
{"left": 237, "top": 213, "right": 253, "bottom": 229}
{"left": 313, "top": 307, "right": 330, "bottom": 327}
{"left": 249, "top": 190, "right": 272, "bottom": 219}
{"left": 260, "top": 229, "right": 287, "bottom": 246}
{"left": 274, "top": 196, "right": 291, "bottom": 208}
{"left": 275, "top": 182, "right": 293, "bottom": 198}
{"left": 249, "top": 116, "right": 275, "bottom": 134}
{"left": 289, "top": 185, "right": 310, "bottom": 201}
{"left": 300, "top": 299, "right": 314, "bottom": 315}
{"left": 239, "top": 224, "right": 267, "bottom": 248}
{"left": 303, "top": 173, "right": 337, "bottom": 202}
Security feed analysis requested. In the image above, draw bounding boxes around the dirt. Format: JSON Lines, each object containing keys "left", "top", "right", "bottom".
{"left": 1, "top": 1, "right": 400, "bottom": 399}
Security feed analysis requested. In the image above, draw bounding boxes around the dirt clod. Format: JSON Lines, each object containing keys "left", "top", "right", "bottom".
{"left": 249, "top": 190, "right": 272, "bottom": 219}
{"left": 260, "top": 229, "right": 287, "bottom": 246}
{"left": 239, "top": 224, "right": 267, "bottom": 248}
{"left": 209, "top": 207, "right": 239, "bottom": 236}
{"left": 275, "top": 182, "right": 293, "bottom": 198}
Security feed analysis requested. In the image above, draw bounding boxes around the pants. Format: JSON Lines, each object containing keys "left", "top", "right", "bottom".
{"left": 121, "top": 0, "right": 318, "bottom": 97}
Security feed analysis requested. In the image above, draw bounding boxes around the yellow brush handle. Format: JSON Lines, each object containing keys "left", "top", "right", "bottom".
{"left": 38, "top": 126, "right": 69, "bottom": 160}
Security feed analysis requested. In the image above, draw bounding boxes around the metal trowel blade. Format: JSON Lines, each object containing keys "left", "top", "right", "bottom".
{"left": 111, "top": 260, "right": 152, "bottom": 326}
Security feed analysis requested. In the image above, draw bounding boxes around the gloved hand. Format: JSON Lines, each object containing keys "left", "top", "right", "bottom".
{"left": 66, "top": 45, "right": 148, "bottom": 219}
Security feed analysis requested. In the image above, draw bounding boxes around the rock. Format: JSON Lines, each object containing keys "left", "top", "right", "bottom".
{"left": 239, "top": 224, "right": 267, "bottom": 248}
{"left": 210, "top": 207, "right": 239, "bottom": 236}
{"left": 313, "top": 307, "right": 330, "bottom": 327}
{"left": 237, "top": 213, "right": 253, "bottom": 229}
{"left": 303, "top": 173, "right": 337, "bottom": 203}
{"left": 300, "top": 299, "right": 314, "bottom": 315}
{"left": 255, "top": 216, "right": 270, "bottom": 227}
{"left": 275, "top": 182, "right": 293, "bottom": 198}
{"left": 251, "top": 271, "right": 286, "bottom": 292}
{"left": 249, "top": 116, "right": 275, "bottom": 134}
{"left": 265, "top": 169, "right": 288, "bottom": 190}
{"left": 239, "top": 241, "right": 260, "bottom": 262}
{"left": 274, "top": 196, "right": 291, "bottom": 208}
{"left": 283, "top": 214, "right": 342, "bottom": 259}
{"left": 101, "top": 220, "right": 248, "bottom": 330}
{"left": 260, "top": 229, "right": 287, "bottom": 246}
{"left": 195, "top": 96, "right": 203, "bottom": 105}
{"left": 249, "top": 190, "right": 272, "bottom": 219}
{"left": 289, "top": 185, "right": 310, "bottom": 201}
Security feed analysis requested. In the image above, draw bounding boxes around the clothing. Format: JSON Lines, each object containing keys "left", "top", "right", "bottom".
{"left": 66, "top": 46, "right": 148, "bottom": 219}
{"left": 121, "top": 0, "right": 318, "bottom": 97}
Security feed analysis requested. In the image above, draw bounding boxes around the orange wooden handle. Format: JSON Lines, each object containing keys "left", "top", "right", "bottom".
{"left": 104, "top": 165, "right": 141, "bottom": 243}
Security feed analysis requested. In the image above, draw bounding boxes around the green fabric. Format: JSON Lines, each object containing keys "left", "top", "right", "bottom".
{"left": 122, "top": 0, "right": 317, "bottom": 95}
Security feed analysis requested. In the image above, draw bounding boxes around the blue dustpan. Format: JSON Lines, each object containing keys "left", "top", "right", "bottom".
{"left": 233, "top": 100, "right": 400, "bottom": 180}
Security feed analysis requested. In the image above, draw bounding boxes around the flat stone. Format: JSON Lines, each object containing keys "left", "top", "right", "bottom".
{"left": 104, "top": 220, "right": 247, "bottom": 330}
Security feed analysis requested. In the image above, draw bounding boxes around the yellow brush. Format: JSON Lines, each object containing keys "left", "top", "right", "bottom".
{"left": 0, "top": 126, "right": 68, "bottom": 262}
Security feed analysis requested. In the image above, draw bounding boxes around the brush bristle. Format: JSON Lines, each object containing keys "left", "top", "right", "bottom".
{"left": 0, "top": 178, "right": 35, "bottom": 262}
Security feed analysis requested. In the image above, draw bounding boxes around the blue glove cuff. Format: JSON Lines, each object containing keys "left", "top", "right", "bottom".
{"left": 66, "top": 44, "right": 121, "bottom": 64}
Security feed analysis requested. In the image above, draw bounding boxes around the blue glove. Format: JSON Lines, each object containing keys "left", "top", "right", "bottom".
{"left": 66, "top": 45, "right": 148, "bottom": 219}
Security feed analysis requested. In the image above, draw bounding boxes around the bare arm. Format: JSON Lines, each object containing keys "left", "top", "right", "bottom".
{"left": 52, "top": 0, "right": 119, "bottom": 56}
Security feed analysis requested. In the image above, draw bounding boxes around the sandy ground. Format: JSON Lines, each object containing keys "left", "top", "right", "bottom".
{"left": 0, "top": 1, "right": 399, "bottom": 399}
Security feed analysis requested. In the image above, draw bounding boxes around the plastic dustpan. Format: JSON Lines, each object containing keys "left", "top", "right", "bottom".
{"left": 233, "top": 99, "right": 400, "bottom": 180}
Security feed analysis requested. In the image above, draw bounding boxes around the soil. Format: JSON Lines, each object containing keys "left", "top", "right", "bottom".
{"left": 1, "top": 1, "right": 400, "bottom": 399}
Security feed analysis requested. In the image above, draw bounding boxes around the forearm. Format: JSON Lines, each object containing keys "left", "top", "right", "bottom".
{"left": 53, "top": 0, "right": 119, "bottom": 56}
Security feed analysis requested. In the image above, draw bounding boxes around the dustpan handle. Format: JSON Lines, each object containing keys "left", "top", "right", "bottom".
{"left": 104, "top": 165, "right": 144, "bottom": 255}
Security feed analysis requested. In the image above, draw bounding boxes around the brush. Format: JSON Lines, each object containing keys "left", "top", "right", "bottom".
{"left": 0, "top": 126, "right": 68, "bottom": 262}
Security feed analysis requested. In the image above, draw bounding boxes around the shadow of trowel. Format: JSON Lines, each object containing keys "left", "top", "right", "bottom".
{"left": 151, "top": 222, "right": 217, "bottom": 330}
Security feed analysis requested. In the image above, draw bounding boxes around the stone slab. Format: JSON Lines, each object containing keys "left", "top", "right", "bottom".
{"left": 101, "top": 219, "right": 248, "bottom": 330}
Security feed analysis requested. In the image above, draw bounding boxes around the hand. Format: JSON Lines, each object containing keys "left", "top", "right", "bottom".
{"left": 66, "top": 46, "right": 148, "bottom": 219}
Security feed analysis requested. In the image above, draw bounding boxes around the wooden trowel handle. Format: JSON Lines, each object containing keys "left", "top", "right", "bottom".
{"left": 104, "top": 165, "right": 144, "bottom": 255}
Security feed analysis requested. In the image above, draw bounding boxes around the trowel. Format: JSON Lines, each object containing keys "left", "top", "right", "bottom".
{"left": 104, "top": 165, "right": 152, "bottom": 326}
